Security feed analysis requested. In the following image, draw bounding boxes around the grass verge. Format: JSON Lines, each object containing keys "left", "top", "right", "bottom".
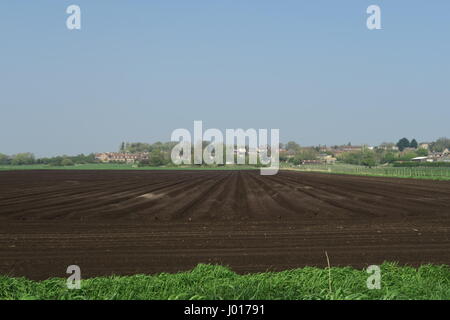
{"left": 1, "top": 263, "right": 449, "bottom": 300}
{"left": 284, "top": 167, "right": 450, "bottom": 181}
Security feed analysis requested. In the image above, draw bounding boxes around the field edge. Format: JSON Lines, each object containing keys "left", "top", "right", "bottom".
{"left": 1, "top": 262, "right": 449, "bottom": 300}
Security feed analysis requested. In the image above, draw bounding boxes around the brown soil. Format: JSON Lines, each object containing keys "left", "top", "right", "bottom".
{"left": 0, "top": 170, "right": 449, "bottom": 280}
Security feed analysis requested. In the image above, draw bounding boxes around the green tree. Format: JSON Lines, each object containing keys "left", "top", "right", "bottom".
{"left": 285, "top": 141, "right": 301, "bottom": 152}
{"left": 295, "top": 148, "right": 318, "bottom": 161}
{"left": 149, "top": 149, "right": 165, "bottom": 166}
{"left": 398, "top": 152, "right": 417, "bottom": 161}
{"left": 126, "top": 142, "right": 152, "bottom": 153}
{"left": 396, "top": 138, "right": 410, "bottom": 151}
{"left": 430, "top": 137, "right": 450, "bottom": 152}
{"left": 410, "top": 139, "right": 418, "bottom": 149}
{"left": 61, "top": 158, "right": 74, "bottom": 166}
{"left": 338, "top": 150, "right": 379, "bottom": 167}
{"left": 379, "top": 142, "right": 395, "bottom": 150}
{"left": 382, "top": 152, "right": 396, "bottom": 163}
{"left": 0, "top": 153, "right": 10, "bottom": 165}
{"left": 11, "top": 153, "right": 35, "bottom": 165}
{"left": 49, "top": 156, "right": 64, "bottom": 166}
{"left": 138, "top": 159, "right": 150, "bottom": 167}
{"left": 416, "top": 148, "right": 428, "bottom": 156}
{"left": 361, "top": 152, "right": 376, "bottom": 167}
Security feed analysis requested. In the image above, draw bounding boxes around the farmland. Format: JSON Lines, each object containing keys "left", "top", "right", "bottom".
{"left": 0, "top": 163, "right": 257, "bottom": 171}
{"left": 0, "top": 170, "right": 449, "bottom": 282}
{"left": 3, "top": 162, "right": 450, "bottom": 181}
{"left": 288, "top": 163, "right": 450, "bottom": 180}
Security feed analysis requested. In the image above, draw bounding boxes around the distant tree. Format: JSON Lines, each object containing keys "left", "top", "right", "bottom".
{"left": 416, "top": 148, "right": 428, "bottom": 156}
{"left": 361, "top": 152, "right": 377, "bottom": 167}
{"left": 382, "top": 152, "right": 396, "bottom": 163}
{"left": 397, "top": 152, "right": 417, "bottom": 161}
{"left": 410, "top": 139, "right": 418, "bottom": 149}
{"left": 285, "top": 141, "right": 301, "bottom": 153}
{"left": 149, "top": 149, "right": 165, "bottom": 166}
{"left": 160, "top": 141, "right": 177, "bottom": 152}
{"left": 430, "top": 137, "right": 450, "bottom": 152}
{"left": 379, "top": 142, "right": 395, "bottom": 150}
{"left": 61, "top": 158, "right": 74, "bottom": 166}
{"left": 338, "top": 150, "right": 379, "bottom": 167}
{"left": 84, "top": 153, "right": 97, "bottom": 163}
{"left": 49, "top": 156, "right": 64, "bottom": 166}
{"left": 138, "top": 159, "right": 150, "bottom": 167}
{"left": 278, "top": 153, "right": 288, "bottom": 162}
{"left": 396, "top": 138, "right": 410, "bottom": 151}
{"left": 11, "top": 153, "right": 35, "bottom": 165}
{"left": 127, "top": 142, "right": 152, "bottom": 153}
{"left": 295, "top": 148, "right": 318, "bottom": 161}
{"left": 0, "top": 153, "right": 11, "bottom": 165}
{"left": 286, "top": 141, "right": 300, "bottom": 151}
{"left": 119, "top": 142, "right": 126, "bottom": 152}
{"left": 152, "top": 142, "right": 164, "bottom": 151}
{"left": 290, "top": 157, "right": 302, "bottom": 166}
{"left": 34, "top": 153, "right": 96, "bottom": 166}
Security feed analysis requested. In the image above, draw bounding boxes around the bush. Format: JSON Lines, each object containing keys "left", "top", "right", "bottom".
{"left": 149, "top": 150, "right": 167, "bottom": 166}
{"left": 0, "top": 153, "right": 11, "bottom": 165}
{"left": 138, "top": 159, "right": 150, "bottom": 167}
{"left": 337, "top": 150, "right": 379, "bottom": 167}
{"left": 10, "top": 153, "right": 35, "bottom": 165}
{"left": 61, "top": 158, "right": 74, "bottom": 166}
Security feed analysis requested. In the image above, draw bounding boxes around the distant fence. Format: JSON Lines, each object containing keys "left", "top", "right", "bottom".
{"left": 288, "top": 164, "right": 450, "bottom": 179}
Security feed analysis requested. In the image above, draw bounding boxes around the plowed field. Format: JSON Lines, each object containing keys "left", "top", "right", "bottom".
{"left": 0, "top": 170, "right": 449, "bottom": 280}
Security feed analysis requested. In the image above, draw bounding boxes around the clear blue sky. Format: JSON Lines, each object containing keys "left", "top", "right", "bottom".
{"left": 1, "top": 1, "right": 449, "bottom": 157}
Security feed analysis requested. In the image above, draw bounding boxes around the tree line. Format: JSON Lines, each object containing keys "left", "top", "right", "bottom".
{"left": 0, "top": 153, "right": 97, "bottom": 166}
{"left": 1, "top": 137, "right": 448, "bottom": 167}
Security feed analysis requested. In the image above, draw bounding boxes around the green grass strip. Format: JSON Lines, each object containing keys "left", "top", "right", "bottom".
{"left": 1, "top": 263, "right": 449, "bottom": 300}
